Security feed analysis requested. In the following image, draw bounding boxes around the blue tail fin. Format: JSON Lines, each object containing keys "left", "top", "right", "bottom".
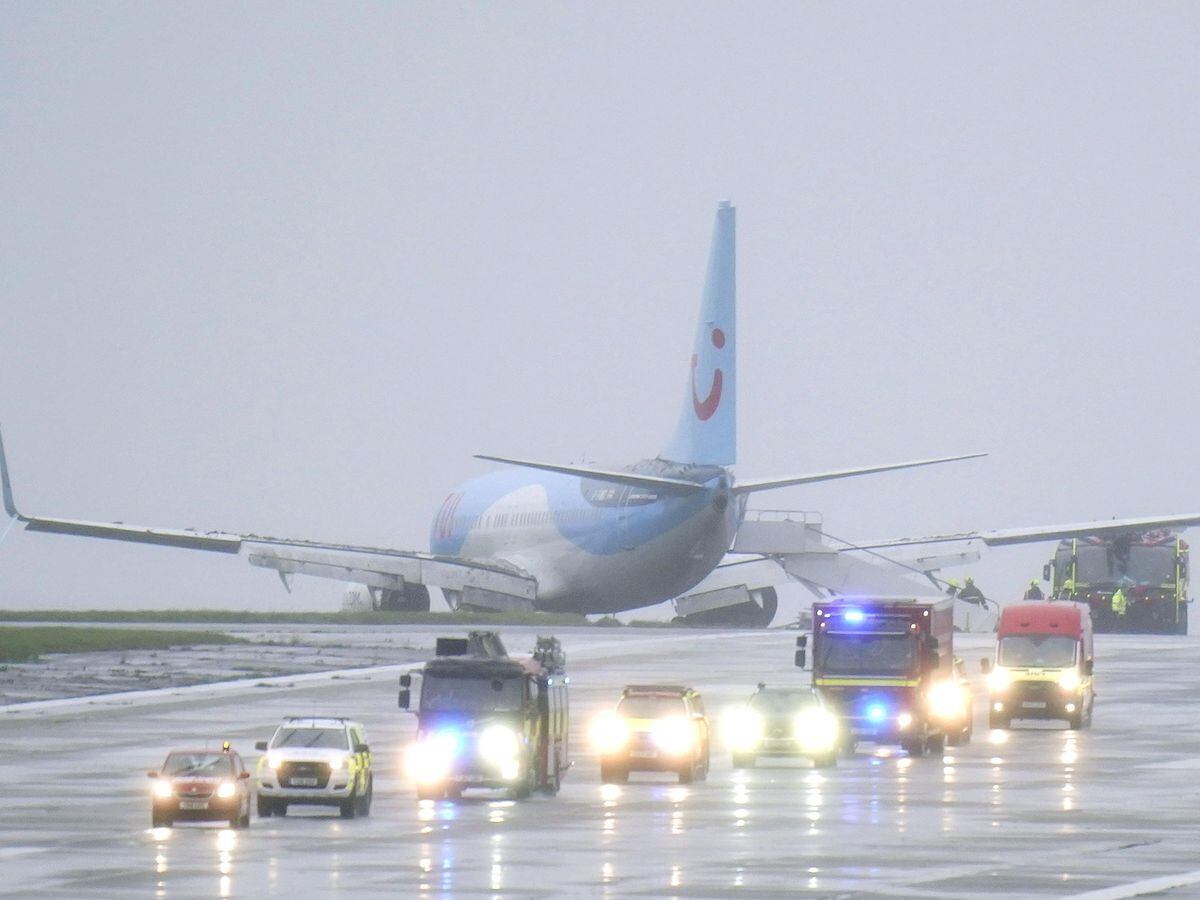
{"left": 662, "top": 201, "right": 736, "bottom": 466}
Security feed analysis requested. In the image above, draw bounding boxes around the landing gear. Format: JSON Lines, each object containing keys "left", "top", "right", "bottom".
{"left": 379, "top": 584, "right": 431, "bottom": 612}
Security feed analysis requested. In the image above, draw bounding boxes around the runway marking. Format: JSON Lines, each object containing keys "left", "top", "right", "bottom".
{"left": 1066, "top": 868, "right": 1200, "bottom": 899}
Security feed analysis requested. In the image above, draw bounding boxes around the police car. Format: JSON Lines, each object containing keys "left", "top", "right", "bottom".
{"left": 255, "top": 717, "right": 373, "bottom": 818}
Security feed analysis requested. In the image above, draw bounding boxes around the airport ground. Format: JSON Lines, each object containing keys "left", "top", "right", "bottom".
{"left": 1, "top": 624, "right": 1198, "bottom": 898}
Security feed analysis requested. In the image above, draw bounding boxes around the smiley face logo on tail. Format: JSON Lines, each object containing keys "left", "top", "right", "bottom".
{"left": 691, "top": 327, "right": 726, "bottom": 421}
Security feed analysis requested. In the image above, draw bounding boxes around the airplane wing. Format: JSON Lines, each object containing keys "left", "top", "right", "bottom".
{"left": 733, "top": 452, "right": 986, "bottom": 495}
{"left": 0, "top": 429, "right": 537, "bottom": 602}
{"left": 821, "top": 512, "right": 1200, "bottom": 552}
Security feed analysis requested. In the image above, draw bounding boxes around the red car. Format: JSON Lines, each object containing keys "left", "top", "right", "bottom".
{"left": 148, "top": 745, "right": 253, "bottom": 828}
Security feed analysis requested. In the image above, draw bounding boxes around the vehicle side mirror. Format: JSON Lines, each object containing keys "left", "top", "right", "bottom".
{"left": 354, "top": 743, "right": 370, "bottom": 754}
{"left": 398, "top": 689, "right": 411, "bottom": 710}
{"left": 980, "top": 658, "right": 992, "bottom": 674}
{"left": 400, "top": 673, "right": 412, "bottom": 688}
{"left": 255, "top": 741, "right": 268, "bottom": 752}
{"left": 239, "top": 771, "right": 251, "bottom": 780}
{"left": 794, "top": 649, "right": 806, "bottom": 669}
{"left": 147, "top": 770, "right": 159, "bottom": 779}
{"left": 1084, "top": 659, "right": 1094, "bottom": 676}
{"left": 1043, "top": 562, "right": 1052, "bottom": 582}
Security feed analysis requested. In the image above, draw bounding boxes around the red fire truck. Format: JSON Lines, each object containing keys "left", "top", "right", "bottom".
{"left": 796, "top": 596, "right": 970, "bottom": 757}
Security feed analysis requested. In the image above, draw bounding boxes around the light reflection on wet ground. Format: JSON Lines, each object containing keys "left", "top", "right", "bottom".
{"left": 1, "top": 626, "right": 1199, "bottom": 896}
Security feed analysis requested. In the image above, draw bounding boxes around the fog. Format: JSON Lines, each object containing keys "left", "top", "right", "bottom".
{"left": 2, "top": 4, "right": 1196, "bottom": 611}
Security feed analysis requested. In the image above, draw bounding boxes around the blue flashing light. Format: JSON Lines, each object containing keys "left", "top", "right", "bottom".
{"left": 865, "top": 703, "right": 887, "bottom": 724}
{"left": 431, "top": 729, "right": 462, "bottom": 756}
{"left": 843, "top": 610, "right": 865, "bottom": 624}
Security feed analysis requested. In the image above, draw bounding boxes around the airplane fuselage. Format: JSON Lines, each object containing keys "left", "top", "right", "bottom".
{"left": 430, "top": 460, "right": 742, "bottom": 614}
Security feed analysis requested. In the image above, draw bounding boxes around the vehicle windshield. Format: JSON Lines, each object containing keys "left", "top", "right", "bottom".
{"left": 1068, "top": 545, "right": 1115, "bottom": 586}
{"left": 163, "top": 753, "right": 234, "bottom": 777}
{"left": 817, "top": 632, "right": 916, "bottom": 677}
{"left": 998, "top": 635, "right": 1077, "bottom": 668}
{"left": 421, "top": 674, "right": 524, "bottom": 713}
{"left": 749, "top": 692, "right": 817, "bottom": 715}
{"left": 1124, "top": 546, "right": 1175, "bottom": 585}
{"left": 617, "top": 696, "right": 687, "bottom": 718}
{"left": 271, "top": 728, "right": 349, "bottom": 750}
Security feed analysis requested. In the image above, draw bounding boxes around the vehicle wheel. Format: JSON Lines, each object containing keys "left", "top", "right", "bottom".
{"left": 988, "top": 712, "right": 1009, "bottom": 730}
{"left": 698, "top": 750, "right": 709, "bottom": 781}
{"left": 678, "top": 762, "right": 695, "bottom": 785}
{"left": 235, "top": 805, "right": 251, "bottom": 829}
{"left": 599, "top": 761, "right": 627, "bottom": 784}
{"left": 731, "top": 752, "right": 756, "bottom": 769}
{"left": 276, "top": 802, "right": 288, "bottom": 817}
{"left": 256, "top": 795, "right": 273, "bottom": 818}
{"left": 1178, "top": 603, "right": 1189, "bottom": 636}
{"left": 151, "top": 812, "right": 171, "bottom": 828}
{"left": 541, "top": 759, "right": 561, "bottom": 796}
{"left": 1067, "top": 710, "right": 1083, "bottom": 731}
{"left": 356, "top": 777, "right": 373, "bottom": 816}
{"left": 902, "top": 737, "right": 926, "bottom": 758}
{"left": 926, "top": 733, "right": 945, "bottom": 755}
{"left": 812, "top": 753, "right": 837, "bottom": 769}
{"left": 340, "top": 792, "right": 358, "bottom": 818}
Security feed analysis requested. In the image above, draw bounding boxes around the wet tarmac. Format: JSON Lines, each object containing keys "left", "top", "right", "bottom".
{"left": 1, "top": 625, "right": 1198, "bottom": 897}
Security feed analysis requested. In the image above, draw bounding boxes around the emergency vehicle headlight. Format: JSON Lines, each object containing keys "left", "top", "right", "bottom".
{"left": 406, "top": 731, "right": 459, "bottom": 784}
{"left": 928, "top": 681, "right": 964, "bottom": 719}
{"left": 152, "top": 780, "right": 174, "bottom": 799}
{"left": 652, "top": 717, "right": 695, "bottom": 756}
{"left": 216, "top": 781, "right": 237, "bottom": 799}
{"left": 987, "top": 667, "right": 1013, "bottom": 691}
{"left": 897, "top": 712, "right": 913, "bottom": 729}
{"left": 1057, "top": 671, "right": 1081, "bottom": 691}
{"left": 795, "top": 708, "right": 839, "bottom": 753}
{"left": 479, "top": 725, "right": 521, "bottom": 763}
{"left": 590, "top": 713, "right": 630, "bottom": 754}
{"left": 725, "top": 708, "right": 764, "bottom": 752}
{"left": 328, "top": 753, "right": 348, "bottom": 772}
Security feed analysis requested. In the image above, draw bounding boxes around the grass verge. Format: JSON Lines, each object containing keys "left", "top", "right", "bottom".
{"left": 0, "top": 609, "right": 594, "bottom": 627}
{"left": 0, "top": 626, "right": 245, "bottom": 663}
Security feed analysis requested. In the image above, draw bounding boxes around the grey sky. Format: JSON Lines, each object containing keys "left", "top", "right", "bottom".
{"left": 2, "top": 3, "right": 1197, "bottom": 611}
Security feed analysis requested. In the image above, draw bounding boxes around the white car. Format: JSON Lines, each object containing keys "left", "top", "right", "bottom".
{"left": 255, "top": 717, "right": 373, "bottom": 818}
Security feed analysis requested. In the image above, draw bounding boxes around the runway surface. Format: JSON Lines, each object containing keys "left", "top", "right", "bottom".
{"left": 2, "top": 625, "right": 1198, "bottom": 898}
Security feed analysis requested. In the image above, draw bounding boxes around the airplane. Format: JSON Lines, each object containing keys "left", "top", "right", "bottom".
{"left": 0, "top": 201, "right": 990, "bottom": 619}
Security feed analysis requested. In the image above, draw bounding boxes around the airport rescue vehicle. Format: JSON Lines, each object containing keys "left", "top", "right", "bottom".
{"left": 795, "top": 596, "right": 970, "bottom": 757}
{"left": 982, "top": 600, "right": 1094, "bottom": 729}
{"left": 400, "top": 631, "right": 569, "bottom": 801}
{"left": 1044, "top": 531, "right": 1189, "bottom": 634}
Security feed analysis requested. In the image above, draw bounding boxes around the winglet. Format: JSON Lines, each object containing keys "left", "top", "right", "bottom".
{"left": 0, "top": 424, "right": 25, "bottom": 521}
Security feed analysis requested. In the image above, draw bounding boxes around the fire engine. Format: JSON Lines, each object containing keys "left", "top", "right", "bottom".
{"left": 400, "top": 631, "right": 570, "bottom": 800}
{"left": 795, "top": 596, "right": 971, "bottom": 757}
{"left": 1044, "top": 530, "right": 1189, "bottom": 634}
